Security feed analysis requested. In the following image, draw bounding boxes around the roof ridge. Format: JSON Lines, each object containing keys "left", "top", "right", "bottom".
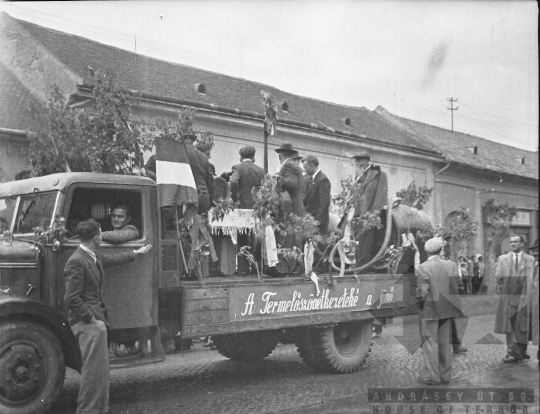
{"left": 12, "top": 15, "right": 377, "bottom": 116}
{"left": 390, "top": 111, "right": 536, "bottom": 154}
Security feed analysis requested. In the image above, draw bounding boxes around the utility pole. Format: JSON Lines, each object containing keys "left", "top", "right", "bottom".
{"left": 447, "top": 97, "right": 458, "bottom": 132}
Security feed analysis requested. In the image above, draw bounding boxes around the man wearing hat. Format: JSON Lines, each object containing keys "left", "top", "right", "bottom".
{"left": 230, "top": 146, "right": 265, "bottom": 274}
{"left": 416, "top": 237, "right": 464, "bottom": 385}
{"left": 275, "top": 143, "right": 306, "bottom": 219}
{"left": 348, "top": 151, "right": 388, "bottom": 266}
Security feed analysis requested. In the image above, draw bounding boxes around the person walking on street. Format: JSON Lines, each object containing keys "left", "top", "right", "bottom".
{"left": 416, "top": 237, "right": 464, "bottom": 385}
{"left": 64, "top": 219, "right": 151, "bottom": 414}
{"left": 529, "top": 241, "right": 539, "bottom": 364}
{"left": 494, "top": 235, "right": 535, "bottom": 363}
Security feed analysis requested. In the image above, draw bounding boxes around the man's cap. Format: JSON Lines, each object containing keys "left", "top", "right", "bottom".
{"left": 275, "top": 143, "right": 297, "bottom": 154}
{"left": 530, "top": 239, "right": 539, "bottom": 250}
{"left": 352, "top": 151, "right": 372, "bottom": 161}
{"left": 425, "top": 237, "right": 444, "bottom": 253}
{"left": 292, "top": 153, "right": 303, "bottom": 160}
{"left": 239, "top": 146, "right": 256, "bottom": 158}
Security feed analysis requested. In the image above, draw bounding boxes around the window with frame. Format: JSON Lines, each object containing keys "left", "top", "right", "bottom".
{"left": 13, "top": 192, "right": 58, "bottom": 234}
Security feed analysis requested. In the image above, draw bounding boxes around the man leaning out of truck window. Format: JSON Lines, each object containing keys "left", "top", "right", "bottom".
{"left": 101, "top": 203, "right": 139, "bottom": 244}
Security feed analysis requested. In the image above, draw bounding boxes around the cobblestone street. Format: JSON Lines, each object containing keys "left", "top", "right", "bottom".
{"left": 51, "top": 311, "right": 539, "bottom": 414}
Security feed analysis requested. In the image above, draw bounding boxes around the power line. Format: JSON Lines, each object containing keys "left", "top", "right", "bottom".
{"left": 461, "top": 102, "right": 538, "bottom": 129}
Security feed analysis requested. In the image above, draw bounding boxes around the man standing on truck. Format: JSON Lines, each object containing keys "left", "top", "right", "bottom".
{"left": 230, "top": 145, "right": 265, "bottom": 275}
{"left": 351, "top": 151, "right": 388, "bottom": 266}
{"left": 302, "top": 155, "right": 331, "bottom": 235}
{"left": 64, "top": 219, "right": 151, "bottom": 414}
{"left": 416, "top": 236, "right": 464, "bottom": 385}
{"left": 102, "top": 203, "right": 139, "bottom": 244}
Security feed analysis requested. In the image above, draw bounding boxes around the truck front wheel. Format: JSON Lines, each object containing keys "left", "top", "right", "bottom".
{"left": 0, "top": 321, "right": 66, "bottom": 414}
{"left": 296, "top": 320, "right": 372, "bottom": 373}
{"left": 212, "top": 331, "right": 278, "bottom": 362}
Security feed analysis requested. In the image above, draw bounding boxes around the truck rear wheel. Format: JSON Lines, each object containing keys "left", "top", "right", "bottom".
{"left": 0, "top": 321, "right": 66, "bottom": 414}
{"left": 212, "top": 331, "right": 278, "bottom": 362}
{"left": 296, "top": 320, "right": 372, "bottom": 373}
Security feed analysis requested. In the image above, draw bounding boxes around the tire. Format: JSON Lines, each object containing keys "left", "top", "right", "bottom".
{"left": 212, "top": 331, "right": 278, "bottom": 362}
{"left": 0, "top": 321, "right": 66, "bottom": 414}
{"left": 295, "top": 320, "right": 373, "bottom": 373}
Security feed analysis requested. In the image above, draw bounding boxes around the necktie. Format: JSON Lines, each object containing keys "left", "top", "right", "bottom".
{"left": 514, "top": 254, "right": 519, "bottom": 273}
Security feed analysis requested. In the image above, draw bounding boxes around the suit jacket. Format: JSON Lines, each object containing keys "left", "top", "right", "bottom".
{"left": 303, "top": 171, "right": 331, "bottom": 234}
{"left": 278, "top": 159, "right": 306, "bottom": 218}
{"left": 64, "top": 247, "right": 135, "bottom": 326}
{"left": 102, "top": 225, "right": 139, "bottom": 244}
{"left": 416, "top": 256, "right": 464, "bottom": 320}
{"left": 230, "top": 160, "right": 265, "bottom": 209}
{"left": 494, "top": 251, "right": 534, "bottom": 340}
{"left": 354, "top": 165, "right": 388, "bottom": 217}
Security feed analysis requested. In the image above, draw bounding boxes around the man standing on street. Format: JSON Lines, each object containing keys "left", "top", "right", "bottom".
{"left": 65, "top": 219, "right": 151, "bottom": 414}
{"left": 416, "top": 237, "right": 464, "bottom": 385}
{"left": 494, "top": 235, "right": 535, "bottom": 362}
{"left": 302, "top": 155, "right": 331, "bottom": 235}
{"left": 230, "top": 145, "right": 265, "bottom": 275}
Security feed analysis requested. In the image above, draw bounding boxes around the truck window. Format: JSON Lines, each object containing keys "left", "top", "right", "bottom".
{"left": 0, "top": 197, "right": 17, "bottom": 232}
{"left": 13, "top": 192, "right": 58, "bottom": 234}
{"left": 67, "top": 188, "right": 143, "bottom": 239}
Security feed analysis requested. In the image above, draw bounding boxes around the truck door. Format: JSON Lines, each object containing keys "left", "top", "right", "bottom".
{"left": 57, "top": 184, "right": 158, "bottom": 330}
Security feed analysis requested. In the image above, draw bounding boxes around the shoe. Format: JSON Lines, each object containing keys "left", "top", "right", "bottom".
{"left": 417, "top": 377, "right": 441, "bottom": 386}
{"left": 523, "top": 354, "right": 531, "bottom": 360}
{"left": 502, "top": 355, "right": 523, "bottom": 363}
{"left": 453, "top": 346, "right": 467, "bottom": 354}
{"left": 203, "top": 341, "right": 214, "bottom": 347}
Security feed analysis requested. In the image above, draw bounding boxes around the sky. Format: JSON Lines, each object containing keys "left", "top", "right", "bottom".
{"left": 1, "top": 1, "right": 538, "bottom": 151}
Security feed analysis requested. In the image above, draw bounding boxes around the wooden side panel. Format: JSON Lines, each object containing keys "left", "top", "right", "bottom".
{"left": 182, "top": 287, "right": 230, "bottom": 331}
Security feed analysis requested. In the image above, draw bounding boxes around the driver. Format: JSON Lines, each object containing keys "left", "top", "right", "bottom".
{"left": 101, "top": 203, "right": 139, "bottom": 244}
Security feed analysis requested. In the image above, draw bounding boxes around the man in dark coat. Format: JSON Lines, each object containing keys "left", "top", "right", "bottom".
{"left": 494, "top": 235, "right": 535, "bottom": 362}
{"left": 64, "top": 219, "right": 151, "bottom": 414}
{"left": 349, "top": 151, "right": 388, "bottom": 266}
{"left": 230, "top": 146, "right": 265, "bottom": 274}
{"left": 230, "top": 146, "right": 265, "bottom": 209}
{"left": 302, "top": 155, "right": 331, "bottom": 235}
{"left": 416, "top": 237, "right": 464, "bottom": 385}
{"left": 275, "top": 143, "right": 306, "bottom": 220}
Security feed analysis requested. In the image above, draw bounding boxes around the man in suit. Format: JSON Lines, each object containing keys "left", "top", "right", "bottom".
{"left": 64, "top": 219, "right": 151, "bottom": 414}
{"left": 230, "top": 146, "right": 265, "bottom": 274}
{"left": 302, "top": 155, "right": 331, "bottom": 235}
{"left": 348, "top": 152, "right": 388, "bottom": 266}
{"left": 268, "top": 143, "right": 306, "bottom": 276}
{"left": 494, "top": 234, "right": 535, "bottom": 362}
{"left": 275, "top": 143, "right": 306, "bottom": 220}
{"left": 416, "top": 237, "right": 464, "bottom": 385}
{"left": 529, "top": 241, "right": 539, "bottom": 364}
{"left": 102, "top": 203, "right": 139, "bottom": 244}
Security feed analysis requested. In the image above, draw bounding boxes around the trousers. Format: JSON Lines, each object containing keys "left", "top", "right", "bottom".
{"left": 72, "top": 319, "right": 110, "bottom": 414}
{"left": 419, "top": 317, "right": 453, "bottom": 383}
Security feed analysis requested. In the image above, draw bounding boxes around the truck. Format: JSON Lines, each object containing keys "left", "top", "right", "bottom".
{"left": 0, "top": 172, "right": 425, "bottom": 414}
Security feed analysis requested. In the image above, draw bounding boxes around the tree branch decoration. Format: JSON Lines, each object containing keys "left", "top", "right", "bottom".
{"left": 396, "top": 181, "right": 433, "bottom": 210}
{"left": 27, "top": 68, "right": 153, "bottom": 176}
{"left": 261, "top": 90, "right": 278, "bottom": 136}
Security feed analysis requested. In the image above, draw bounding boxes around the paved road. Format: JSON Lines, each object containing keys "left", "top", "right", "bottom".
{"left": 51, "top": 313, "right": 539, "bottom": 414}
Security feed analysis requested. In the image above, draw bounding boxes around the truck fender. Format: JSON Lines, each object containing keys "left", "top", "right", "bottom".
{"left": 0, "top": 296, "right": 82, "bottom": 372}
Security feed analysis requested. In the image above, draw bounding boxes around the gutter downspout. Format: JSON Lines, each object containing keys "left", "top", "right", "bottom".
{"left": 434, "top": 162, "right": 451, "bottom": 177}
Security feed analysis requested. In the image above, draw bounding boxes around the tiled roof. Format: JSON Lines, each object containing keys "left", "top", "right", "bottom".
{"left": 0, "top": 12, "right": 434, "bottom": 155}
{"left": 376, "top": 106, "right": 539, "bottom": 180}
{"left": 0, "top": 61, "right": 39, "bottom": 132}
